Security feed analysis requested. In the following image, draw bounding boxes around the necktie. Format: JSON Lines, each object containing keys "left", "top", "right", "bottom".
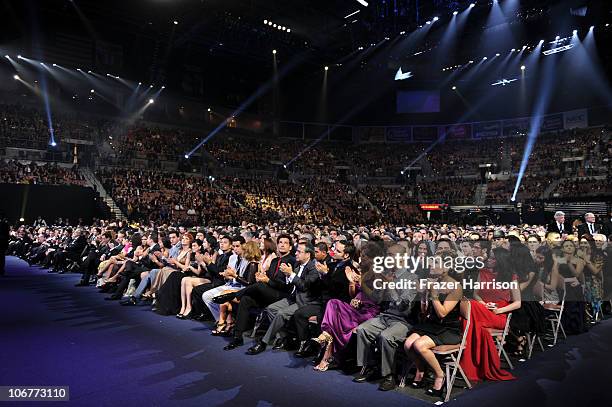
{"left": 558, "top": 223, "right": 563, "bottom": 233}
{"left": 589, "top": 223, "right": 594, "bottom": 234}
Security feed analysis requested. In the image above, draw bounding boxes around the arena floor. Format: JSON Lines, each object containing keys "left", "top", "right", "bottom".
{"left": 1, "top": 256, "right": 610, "bottom": 407}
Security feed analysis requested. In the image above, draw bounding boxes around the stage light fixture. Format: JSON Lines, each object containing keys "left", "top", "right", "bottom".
{"left": 207, "top": 108, "right": 211, "bottom": 112}
{"left": 277, "top": 26, "right": 282, "bottom": 30}
{"left": 138, "top": 82, "right": 142, "bottom": 85}
{"left": 433, "top": 17, "right": 439, "bottom": 22}
{"left": 496, "top": 53, "right": 500, "bottom": 56}
{"left": 573, "top": 29, "right": 577, "bottom": 35}
{"left": 13, "top": 75, "right": 19, "bottom": 80}
{"left": 470, "top": 3, "right": 475, "bottom": 8}
{"left": 4, "top": 55, "right": 9, "bottom": 59}
{"left": 161, "top": 85, "right": 165, "bottom": 89}
{"left": 469, "top": 60, "right": 474, "bottom": 63}
{"left": 40, "top": 62, "right": 44, "bottom": 66}
{"left": 452, "top": 86, "right": 457, "bottom": 90}
{"left": 426, "top": 21, "right": 431, "bottom": 25}
{"left": 324, "top": 66, "right": 329, "bottom": 71}
{"left": 268, "top": 21, "right": 273, "bottom": 26}
{"left": 273, "top": 24, "right": 277, "bottom": 28}
{"left": 52, "top": 63, "right": 57, "bottom": 67}
{"left": 264, "top": 19, "right": 268, "bottom": 24}
{"left": 483, "top": 56, "right": 487, "bottom": 60}
{"left": 399, "top": 31, "right": 406, "bottom": 34}
{"left": 149, "top": 99, "right": 154, "bottom": 104}
{"left": 589, "top": 26, "right": 594, "bottom": 30}
{"left": 453, "top": 11, "right": 458, "bottom": 15}
{"left": 90, "top": 89, "right": 94, "bottom": 93}
{"left": 173, "top": 20, "right": 178, "bottom": 25}
{"left": 272, "top": 49, "right": 277, "bottom": 54}
{"left": 149, "top": 85, "right": 153, "bottom": 88}
{"left": 286, "top": 29, "right": 291, "bottom": 33}
{"left": 17, "top": 55, "right": 22, "bottom": 59}
{"left": 521, "top": 65, "right": 526, "bottom": 70}
{"left": 88, "top": 70, "right": 92, "bottom": 73}
{"left": 50, "top": 141, "right": 57, "bottom": 147}
{"left": 184, "top": 154, "right": 189, "bottom": 159}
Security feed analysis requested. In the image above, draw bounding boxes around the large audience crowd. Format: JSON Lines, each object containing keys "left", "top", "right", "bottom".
{"left": 6, "top": 213, "right": 612, "bottom": 399}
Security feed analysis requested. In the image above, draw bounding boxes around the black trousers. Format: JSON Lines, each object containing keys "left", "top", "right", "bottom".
{"left": 234, "top": 283, "right": 286, "bottom": 336}
{"left": 191, "top": 283, "right": 215, "bottom": 318}
{"left": 293, "top": 304, "right": 325, "bottom": 341}
{"left": 111, "top": 261, "right": 146, "bottom": 298}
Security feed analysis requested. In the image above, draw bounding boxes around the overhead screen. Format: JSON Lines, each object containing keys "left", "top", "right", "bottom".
{"left": 396, "top": 90, "right": 440, "bottom": 113}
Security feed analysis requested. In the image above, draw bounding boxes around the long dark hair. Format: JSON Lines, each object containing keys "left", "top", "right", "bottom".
{"left": 492, "top": 247, "right": 514, "bottom": 283}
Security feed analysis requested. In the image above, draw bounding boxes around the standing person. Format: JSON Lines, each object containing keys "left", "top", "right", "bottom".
{"left": 577, "top": 213, "right": 601, "bottom": 238}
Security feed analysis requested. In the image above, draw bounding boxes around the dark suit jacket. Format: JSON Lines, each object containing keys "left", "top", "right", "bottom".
{"left": 266, "top": 254, "right": 297, "bottom": 295}
{"left": 547, "top": 221, "right": 571, "bottom": 235}
{"left": 577, "top": 222, "right": 601, "bottom": 238}
{"left": 290, "top": 259, "right": 322, "bottom": 307}
{"left": 205, "top": 251, "right": 231, "bottom": 287}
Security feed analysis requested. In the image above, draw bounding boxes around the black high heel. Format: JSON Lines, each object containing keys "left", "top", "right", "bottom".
{"left": 425, "top": 376, "right": 445, "bottom": 398}
{"left": 410, "top": 379, "right": 426, "bottom": 389}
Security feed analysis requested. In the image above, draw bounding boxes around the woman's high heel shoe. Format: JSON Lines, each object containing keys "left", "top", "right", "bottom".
{"left": 425, "top": 376, "right": 446, "bottom": 398}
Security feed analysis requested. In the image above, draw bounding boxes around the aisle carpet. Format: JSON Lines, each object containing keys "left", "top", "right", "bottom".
{"left": 1, "top": 256, "right": 610, "bottom": 407}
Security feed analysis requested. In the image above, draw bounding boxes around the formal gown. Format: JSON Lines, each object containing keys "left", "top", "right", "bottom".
{"left": 320, "top": 288, "right": 380, "bottom": 358}
{"left": 155, "top": 254, "right": 198, "bottom": 315}
{"left": 460, "top": 268, "right": 515, "bottom": 382}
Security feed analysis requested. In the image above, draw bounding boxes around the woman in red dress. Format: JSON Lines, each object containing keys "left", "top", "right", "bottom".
{"left": 462, "top": 246, "right": 521, "bottom": 381}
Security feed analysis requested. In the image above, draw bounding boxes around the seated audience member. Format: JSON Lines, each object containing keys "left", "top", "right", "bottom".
{"left": 556, "top": 241, "right": 587, "bottom": 334}
{"left": 461, "top": 247, "right": 520, "bottom": 382}
{"left": 404, "top": 252, "right": 463, "bottom": 398}
{"left": 212, "top": 241, "right": 261, "bottom": 335}
{"left": 310, "top": 243, "right": 380, "bottom": 372}
{"left": 149, "top": 233, "right": 192, "bottom": 302}
{"left": 246, "top": 242, "right": 322, "bottom": 355}
{"left": 223, "top": 234, "right": 296, "bottom": 350}
{"left": 354, "top": 244, "right": 418, "bottom": 391}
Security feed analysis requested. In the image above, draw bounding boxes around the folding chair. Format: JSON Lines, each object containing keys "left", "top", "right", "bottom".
{"left": 543, "top": 287, "right": 566, "bottom": 346}
{"left": 433, "top": 299, "right": 473, "bottom": 402}
{"left": 488, "top": 312, "right": 513, "bottom": 370}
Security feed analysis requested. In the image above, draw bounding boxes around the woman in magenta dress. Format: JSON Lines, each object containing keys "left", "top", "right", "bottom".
{"left": 311, "top": 262, "right": 380, "bottom": 371}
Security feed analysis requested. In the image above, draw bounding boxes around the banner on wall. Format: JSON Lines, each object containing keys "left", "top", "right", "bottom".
{"left": 563, "top": 109, "right": 588, "bottom": 129}
{"left": 357, "top": 127, "right": 386, "bottom": 143}
{"left": 444, "top": 124, "right": 472, "bottom": 140}
{"left": 473, "top": 121, "right": 502, "bottom": 138}
{"left": 540, "top": 113, "right": 564, "bottom": 132}
{"left": 502, "top": 117, "right": 529, "bottom": 137}
{"left": 385, "top": 126, "right": 413, "bottom": 143}
{"left": 412, "top": 126, "right": 439, "bottom": 142}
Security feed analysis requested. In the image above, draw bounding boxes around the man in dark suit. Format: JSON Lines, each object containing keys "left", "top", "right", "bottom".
{"left": 246, "top": 242, "right": 320, "bottom": 355}
{"left": 223, "top": 234, "right": 296, "bottom": 350}
{"left": 547, "top": 211, "right": 570, "bottom": 236}
{"left": 577, "top": 212, "right": 601, "bottom": 238}
{"left": 601, "top": 210, "right": 612, "bottom": 238}
{"left": 53, "top": 228, "right": 88, "bottom": 273}
{"left": 75, "top": 231, "right": 115, "bottom": 286}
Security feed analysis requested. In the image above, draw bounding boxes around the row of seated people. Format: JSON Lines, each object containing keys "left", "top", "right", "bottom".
{"left": 8, "top": 221, "right": 611, "bottom": 400}
{"left": 417, "top": 177, "right": 480, "bottom": 204}
{"left": 0, "top": 159, "right": 86, "bottom": 186}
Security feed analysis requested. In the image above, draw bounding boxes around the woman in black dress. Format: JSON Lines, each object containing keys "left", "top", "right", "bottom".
{"left": 403, "top": 251, "right": 463, "bottom": 398}
{"left": 177, "top": 239, "right": 211, "bottom": 318}
{"left": 556, "top": 241, "right": 587, "bottom": 334}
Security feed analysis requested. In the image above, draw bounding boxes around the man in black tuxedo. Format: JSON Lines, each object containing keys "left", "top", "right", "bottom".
{"left": 577, "top": 212, "right": 601, "bottom": 238}
{"left": 547, "top": 211, "right": 570, "bottom": 236}
{"left": 52, "top": 228, "right": 88, "bottom": 273}
{"left": 600, "top": 211, "right": 612, "bottom": 238}
{"left": 75, "top": 231, "right": 116, "bottom": 286}
{"left": 246, "top": 242, "right": 321, "bottom": 355}
{"left": 224, "top": 234, "right": 296, "bottom": 350}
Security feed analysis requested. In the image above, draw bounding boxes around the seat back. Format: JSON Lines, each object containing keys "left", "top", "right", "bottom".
{"left": 455, "top": 299, "right": 472, "bottom": 363}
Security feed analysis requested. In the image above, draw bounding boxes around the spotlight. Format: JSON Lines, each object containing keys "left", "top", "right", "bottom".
{"left": 40, "top": 62, "right": 44, "bottom": 66}
{"left": 283, "top": 164, "right": 287, "bottom": 168}
{"left": 555, "top": 35, "right": 560, "bottom": 40}
{"left": 521, "top": 65, "right": 526, "bottom": 70}
{"left": 77, "top": 68, "right": 82, "bottom": 71}
{"left": 400, "top": 170, "right": 405, "bottom": 175}
{"left": 277, "top": 25, "right": 282, "bottom": 30}
{"left": 161, "top": 85, "right": 165, "bottom": 89}
{"left": 149, "top": 85, "right": 153, "bottom": 88}
{"left": 324, "top": 66, "right": 329, "bottom": 71}
{"left": 17, "top": 55, "right": 22, "bottom": 59}
{"left": 4, "top": 55, "right": 8, "bottom": 59}
{"left": 496, "top": 53, "right": 500, "bottom": 56}
{"left": 452, "top": 86, "right": 457, "bottom": 90}
{"left": 88, "top": 70, "right": 92, "bottom": 73}
{"left": 138, "top": 82, "right": 142, "bottom": 85}
{"left": 282, "top": 26, "right": 286, "bottom": 31}
{"left": 19, "top": 217, "right": 24, "bottom": 222}
{"left": 50, "top": 141, "right": 57, "bottom": 147}
{"left": 469, "top": 60, "right": 474, "bottom": 63}
{"left": 149, "top": 99, "right": 154, "bottom": 104}
{"left": 264, "top": 19, "right": 268, "bottom": 24}
{"left": 426, "top": 21, "right": 431, "bottom": 25}
{"left": 483, "top": 56, "right": 487, "bottom": 60}
{"left": 470, "top": 3, "right": 475, "bottom": 8}
{"left": 173, "top": 20, "right": 178, "bottom": 25}
{"left": 399, "top": 31, "right": 406, "bottom": 35}
{"left": 52, "top": 63, "right": 57, "bottom": 67}
{"left": 453, "top": 11, "right": 458, "bottom": 15}
{"left": 184, "top": 154, "right": 189, "bottom": 159}
{"left": 207, "top": 108, "right": 211, "bottom": 112}
{"left": 268, "top": 21, "right": 273, "bottom": 26}
{"left": 90, "top": 89, "right": 94, "bottom": 93}
{"left": 432, "top": 17, "right": 439, "bottom": 22}
{"left": 272, "top": 49, "right": 277, "bottom": 54}
{"left": 273, "top": 23, "right": 277, "bottom": 28}
{"left": 589, "top": 26, "right": 594, "bottom": 30}
{"left": 286, "top": 29, "right": 291, "bottom": 33}
{"left": 13, "top": 75, "right": 19, "bottom": 80}
{"left": 573, "top": 29, "right": 577, "bottom": 35}
{"left": 511, "top": 48, "right": 516, "bottom": 52}
{"left": 606, "top": 24, "right": 610, "bottom": 27}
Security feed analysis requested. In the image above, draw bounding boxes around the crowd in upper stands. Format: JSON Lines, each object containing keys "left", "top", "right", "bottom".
{"left": 0, "top": 159, "right": 85, "bottom": 186}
